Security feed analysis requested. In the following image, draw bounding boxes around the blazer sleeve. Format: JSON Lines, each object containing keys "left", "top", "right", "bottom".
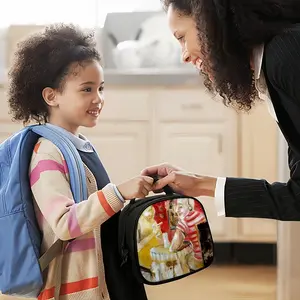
{"left": 30, "top": 138, "right": 124, "bottom": 240}
{"left": 224, "top": 27, "right": 300, "bottom": 221}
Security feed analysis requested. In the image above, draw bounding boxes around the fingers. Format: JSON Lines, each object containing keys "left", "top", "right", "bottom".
{"left": 135, "top": 176, "right": 154, "bottom": 198}
{"left": 141, "top": 164, "right": 161, "bottom": 176}
{"left": 143, "top": 176, "right": 155, "bottom": 185}
{"left": 141, "top": 176, "right": 154, "bottom": 192}
{"left": 142, "top": 188, "right": 150, "bottom": 197}
{"left": 141, "top": 163, "right": 172, "bottom": 177}
{"left": 134, "top": 172, "right": 181, "bottom": 199}
{"left": 153, "top": 172, "right": 176, "bottom": 190}
{"left": 141, "top": 163, "right": 183, "bottom": 179}
{"left": 143, "top": 182, "right": 153, "bottom": 195}
{"left": 136, "top": 187, "right": 152, "bottom": 198}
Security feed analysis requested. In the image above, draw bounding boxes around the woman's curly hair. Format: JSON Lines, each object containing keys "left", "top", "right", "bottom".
{"left": 8, "top": 23, "right": 101, "bottom": 124}
{"left": 162, "top": 0, "right": 300, "bottom": 111}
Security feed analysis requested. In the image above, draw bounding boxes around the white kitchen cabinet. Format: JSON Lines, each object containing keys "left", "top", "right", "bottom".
{"left": 0, "top": 85, "right": 9, "bottom": 122}
{"left": 100, "top": 87, "right": 278, "bottom": 243}
{"left": 0, "top": 122, "right": 23, "bottom": 143}
{"left": 157, "top": 122, "right": 237, "bottom": 240}
{"left": 80, "top": 122, "right": 150, "bottom": 184}
{"left": 0, "top": 86, "right": 27, "bottom": 137}
{"left": 99, "top": 86, "right": 238, "bottom": 241}
{"left": 152, "top": 88, "right": 238, "bottom": 241}
{"left": 153, "top": 88, "right": 238, "bottom": 179}
{"left": 80, "top": 88, "right": 152, "bottom": 184}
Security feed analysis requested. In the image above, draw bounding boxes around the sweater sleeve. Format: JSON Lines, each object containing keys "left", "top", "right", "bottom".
{"left": 29, "top": 139, "right": 124, "bottom": 240}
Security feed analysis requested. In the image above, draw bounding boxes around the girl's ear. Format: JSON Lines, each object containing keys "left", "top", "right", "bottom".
{"left": 42, "top": 87, "right": 59, "bottom": 107}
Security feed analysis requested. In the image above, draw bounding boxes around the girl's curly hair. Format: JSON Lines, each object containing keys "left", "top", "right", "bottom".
{"left": 162, "top": 0, "right": 300, "bottom": 111}
{"left": 8, "top": 23, "right": 101, "bottom": 124}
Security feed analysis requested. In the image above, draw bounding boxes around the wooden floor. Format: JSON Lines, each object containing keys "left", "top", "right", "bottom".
{"left": 146, "top": 265, "right": 277, "bottom": 300}
{"left": 0, "top": 265, "right": 276, "bottom": 300}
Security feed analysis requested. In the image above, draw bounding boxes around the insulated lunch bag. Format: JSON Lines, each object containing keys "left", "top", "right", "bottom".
{"left": 118, "top": 184, "right": 214, "bottom": 285}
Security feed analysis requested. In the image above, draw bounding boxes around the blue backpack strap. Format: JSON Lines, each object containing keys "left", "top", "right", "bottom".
{"left": 30, "top": 125, "right": 88, "bottom": 283}
{"left": 31, "top": 125, "right": 87, "bottom": 202}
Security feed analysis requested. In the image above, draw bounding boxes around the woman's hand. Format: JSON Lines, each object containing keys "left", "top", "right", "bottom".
{"left": 141, "top": 163, "right": 217, "bottom": 197}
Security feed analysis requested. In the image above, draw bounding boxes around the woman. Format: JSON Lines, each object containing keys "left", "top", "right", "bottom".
{"left": 142, "top": 0, "right": 300, "bottom": 221}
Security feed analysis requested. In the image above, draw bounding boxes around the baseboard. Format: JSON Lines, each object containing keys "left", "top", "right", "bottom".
{"left": 213, "top": 242, "right": 277, "bottom": 265}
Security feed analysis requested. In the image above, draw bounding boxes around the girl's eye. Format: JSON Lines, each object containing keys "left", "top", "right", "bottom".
{"left": 99, "top": 86, "right": 104, "bottom": 92}
{"left": 83, "top": 87, "right": 92, "bottom": 92}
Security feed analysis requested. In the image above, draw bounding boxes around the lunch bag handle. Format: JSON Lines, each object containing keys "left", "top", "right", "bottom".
{"left": 130, "top": 175, "right": 174, "bottom": 204}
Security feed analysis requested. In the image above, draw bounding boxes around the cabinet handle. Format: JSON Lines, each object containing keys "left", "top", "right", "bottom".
{"left": 181, "top": 103, "right": 203, "bottom": 110}
{"left": 218, "top": 135, "right": 223, "bottom": 153}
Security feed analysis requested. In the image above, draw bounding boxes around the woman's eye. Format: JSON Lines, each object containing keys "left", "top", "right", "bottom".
{"left": 83, "top": 87, "right": 92, "bottom": 92}
{"left": 99, "top": 86, "right": 104, "bottom": 92}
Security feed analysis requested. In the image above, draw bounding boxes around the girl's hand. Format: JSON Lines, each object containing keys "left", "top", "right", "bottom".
{"left": 117, "top": 176, "right": 154, "bottom": 200}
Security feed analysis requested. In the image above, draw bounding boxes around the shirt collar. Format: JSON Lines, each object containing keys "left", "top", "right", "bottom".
{"left": 253, "top": 44, "right": 264, "bottom": 80}
{"left": 251, "top": 44, "right": 278, "bottom": 122}
{"left": 45, "top": 123, "right": 94, "bottom": 153}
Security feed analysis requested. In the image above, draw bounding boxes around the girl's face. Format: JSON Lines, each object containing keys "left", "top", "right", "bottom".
{"left": 43, "top": 60, "right": 104, "bottom": 134}
{"left": 167, "top": 4, "right": 203, "bottom": 71}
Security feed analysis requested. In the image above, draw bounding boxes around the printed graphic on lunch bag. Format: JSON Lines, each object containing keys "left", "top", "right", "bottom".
{"left": 136, "top": 197, "right": 213, "bottom": 283}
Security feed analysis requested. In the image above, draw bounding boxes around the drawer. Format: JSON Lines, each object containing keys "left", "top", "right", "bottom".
{"left": 100, "top": 89, "right": 150, "bottom": 121}
{"left": 155, "top": 88, "right": 227, "bottom": 122}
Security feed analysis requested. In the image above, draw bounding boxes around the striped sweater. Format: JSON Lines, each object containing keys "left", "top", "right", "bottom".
{"left": 29, "top": 137, "right": 124, "bottom": 300}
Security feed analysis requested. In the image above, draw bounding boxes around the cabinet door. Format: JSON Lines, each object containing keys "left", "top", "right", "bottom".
{"left": 0, "top": 123, "right": 23, "bottom": 143}
{"left": 237, "top": 103, "right": 278, "bottom": 242}
{"left": 157, "top": 122, "right": 237, "bottom": 241}
{"left": 80, "top": 122, "right": 150, "bottom": 184}
{"left": 0, "top": 81, "right": 21, "bottom": 136}
{"left": 0, "top": 86, "right": 10, "bottom": 123}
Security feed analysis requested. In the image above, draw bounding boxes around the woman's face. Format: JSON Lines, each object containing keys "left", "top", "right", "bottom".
{"left": 167, "top": 4, "right": 203, "bottom": 71}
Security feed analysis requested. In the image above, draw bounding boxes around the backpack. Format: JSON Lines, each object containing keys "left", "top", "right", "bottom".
{"left": 0, "top": 124, "right": 87, "bottom": 298}
{"left": 118, "top": 184, "right": 214, "bottom": 285}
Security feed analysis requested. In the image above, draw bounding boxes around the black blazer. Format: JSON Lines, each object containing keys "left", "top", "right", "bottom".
{"left": 225, "top": 24, "right": 300, "bottom": 221}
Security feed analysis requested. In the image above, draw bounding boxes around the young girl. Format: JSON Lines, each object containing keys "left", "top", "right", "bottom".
{"left": 7, "top": 24, "right": 153, "bottom": 300}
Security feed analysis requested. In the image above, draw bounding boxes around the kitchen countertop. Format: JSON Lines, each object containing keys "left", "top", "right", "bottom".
{"left": 0, "top": 68, "right": 204, "bottom": 88}
{"left": 104, "top": 68, "right": 204, "bottom": 87}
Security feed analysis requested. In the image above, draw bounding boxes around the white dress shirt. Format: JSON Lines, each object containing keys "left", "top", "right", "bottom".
{"left": 215, "top": 44, "right": 278, "bottom": 216}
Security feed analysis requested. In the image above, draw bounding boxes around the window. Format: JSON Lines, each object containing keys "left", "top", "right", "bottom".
{"left": 2, "top": 0, "right": 98, "bottom": 28}
{"left": 1, "top": 0, "right": 162, "bottom": 28}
